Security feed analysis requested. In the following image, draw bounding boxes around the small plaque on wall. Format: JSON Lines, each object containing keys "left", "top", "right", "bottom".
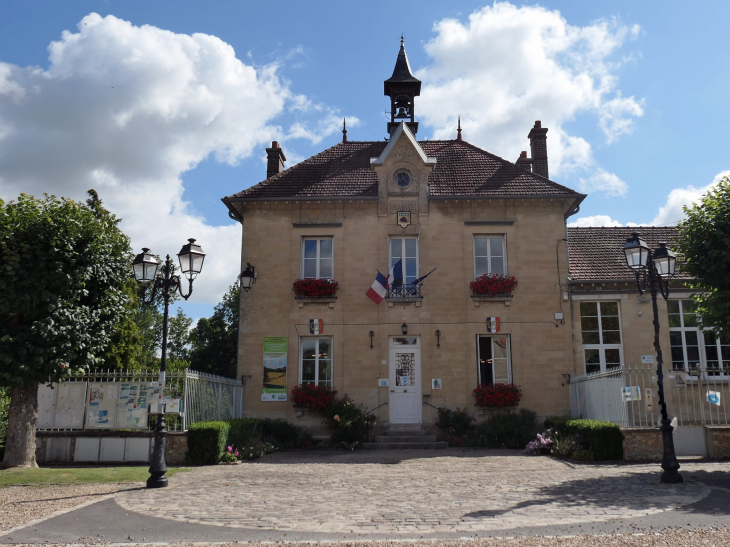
{"left": 378, "top": 379, "right": 389, "bottom": 387}
{"left": 486, "top": 317, "right": 500, "bottom": 333}
{"left": 432, "top": 379, "right": 442, "bottom": 389}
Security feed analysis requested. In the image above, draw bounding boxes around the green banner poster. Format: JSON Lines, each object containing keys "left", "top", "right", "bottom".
{"left": 262, "top": 337, "right": 288, "bottom": 401}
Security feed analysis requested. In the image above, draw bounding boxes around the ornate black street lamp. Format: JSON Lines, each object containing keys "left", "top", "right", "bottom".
{"left": 622, "top": 233, "right": 682, "bottom": 484}
{"left": 132, "top": 239, "right": 205, "bottom": 488}
{"left": 239, "top": 263, "right": 256, "bottom": 292}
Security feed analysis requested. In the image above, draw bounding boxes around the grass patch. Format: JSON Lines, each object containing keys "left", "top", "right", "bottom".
{"left": 0, "top": 466, "right": 189, "bottom": 487}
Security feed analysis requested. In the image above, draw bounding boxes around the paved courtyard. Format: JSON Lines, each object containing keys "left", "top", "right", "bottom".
{"left": 117, "top": 449, "right": 725, "bottom": 533}
{"left": 2, "top": 449, "right": 730, "bottom": 544}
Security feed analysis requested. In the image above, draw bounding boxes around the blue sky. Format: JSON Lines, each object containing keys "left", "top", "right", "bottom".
{"left": 1, "top": 1, "right": 728, "bottom": 322}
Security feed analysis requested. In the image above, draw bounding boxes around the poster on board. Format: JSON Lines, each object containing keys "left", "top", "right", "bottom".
{"left": 262, "top": 337, "right": 288, "bottom": 401}
{"left": 86, "top": 383, "right": 120, "bottom": 428}
{"left": 116, "top": 382, "right": 152, "bottom": 429}
{"left": 53, "top": 382, "right": 87, "bottom": 429}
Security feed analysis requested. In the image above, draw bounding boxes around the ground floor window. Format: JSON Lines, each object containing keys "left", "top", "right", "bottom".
{"left": 299, "top": 337, "right": 332, "bottom": 387}
{"left": 669, "top": 299, "right": 730, "bottom": 374}
{"left": 580, "top": 301, "right": 623, "bottom": 374}
{"left": 477, "top": 335, "right": 511, "bottom": 384}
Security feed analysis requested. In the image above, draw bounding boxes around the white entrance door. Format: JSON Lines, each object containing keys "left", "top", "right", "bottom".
{"left": 389, "top": 336, "right": 421, "bottom": 424}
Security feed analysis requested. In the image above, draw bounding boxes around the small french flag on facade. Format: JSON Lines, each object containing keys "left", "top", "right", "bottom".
{"left": 366, "top": 271, "right": 388, "bottom": 304}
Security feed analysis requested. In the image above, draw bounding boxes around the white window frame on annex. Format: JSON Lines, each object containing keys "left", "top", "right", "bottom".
{"left": 388, "top": 236, "right": 419, "bottom": 285}
{"left": 579, "top": 300, "right": 624, "bottom": 375}
{"left": 476, "top": 334, "right": 512, "bottom": 385}
{"left": 300, "top": 237, "right": 334, "bottom": 279}
{"left": 473, "top": 234, "right": 508, "bottom": 278}
{"left": 668, "top": 299, "right": 730, "bottom": 377}
{"left": 298, "top": 336, "right": 333, "bottom": 387}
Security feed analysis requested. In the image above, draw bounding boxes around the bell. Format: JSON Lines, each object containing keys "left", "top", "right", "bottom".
{"left": 395, "top": 107, "right": 408, "bottom": 118}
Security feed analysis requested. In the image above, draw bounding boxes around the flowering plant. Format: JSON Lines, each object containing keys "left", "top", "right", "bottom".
{"left": 291, "top": 383, "right": 337, "bottom": 411}
{"left": 524, "top": 431, "right": 554, "bottom": 455}
{"left": 220, "top": 445, "right": 240, "bottom": 463}
{"left": 470, "top": 274, "right": 518, "bottom": 296}
{"left": 293, "top": 278, "right": 338, "bottom": 298}
{"left": 472, "top": 383, "right": 522, "bottom": 407}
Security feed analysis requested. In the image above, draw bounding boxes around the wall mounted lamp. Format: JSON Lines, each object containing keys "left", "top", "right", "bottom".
{"left": 401, "top": 322, "right": 408, "bottom": 335}
{"left": 239, "top": 262, "right": 256, "bottom": 292}
{"left": 435, "top": 329, "right": 441, "bottom": 349}
{"left": 369, "top": 330, "right": 374, "bottom": 349}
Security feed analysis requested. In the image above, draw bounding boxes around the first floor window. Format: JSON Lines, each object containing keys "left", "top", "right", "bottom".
{"left": 669, "top": 299, "right": 730, "bottom": 374}
{"left": 474, "top": 235, "right": 506, "bottom": 277}
{"left": 477, "top": 335, "right": 511, "bottom": 384}
{"left": 390, "top": 237, "right": 418, "bottom": 284}
{"left": 580, "top": 301, "right": 623, "bottom": 374}
{"left": 301, "top": 237, "right": 333, "bottom": 279}
{"left": 300, "top": 337, "right": 332, "bottom": 387}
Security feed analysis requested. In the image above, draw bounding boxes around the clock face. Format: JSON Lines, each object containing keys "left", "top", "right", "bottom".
{"left": 396, "top": 172, "right": 411, "bottom": 187}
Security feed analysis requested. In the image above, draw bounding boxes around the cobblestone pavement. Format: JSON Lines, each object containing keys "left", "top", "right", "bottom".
{"left": 115, "top": 449, "right": 728, "bottom": 534}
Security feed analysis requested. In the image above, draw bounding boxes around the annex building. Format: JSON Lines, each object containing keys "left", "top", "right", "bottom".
{"left": 222, "top": 40, "right": 729, "bottom": 448}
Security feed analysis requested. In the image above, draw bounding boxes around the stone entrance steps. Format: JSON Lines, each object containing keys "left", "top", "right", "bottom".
{"left": 364, "top": 425, "right": 448, "bottom": 450}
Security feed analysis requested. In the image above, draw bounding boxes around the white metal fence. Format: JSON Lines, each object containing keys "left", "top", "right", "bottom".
{"left": 570, "top": 364, "right": 730, "bottom": 427}
{"left": 36, "top": 368, "right": 243, "bottom": 432}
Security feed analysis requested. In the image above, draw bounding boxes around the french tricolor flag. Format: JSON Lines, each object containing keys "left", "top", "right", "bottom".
{"left": 366, "top": 271, "right": 388, "bottom": 304}
{"left": 366, "top": 260, "right": 402, "bottom": 304}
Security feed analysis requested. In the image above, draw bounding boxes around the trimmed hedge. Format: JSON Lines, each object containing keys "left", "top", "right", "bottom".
{"left": 261, "top": 418, "right": 311, "bottom": 450}
{"left": 471, "top": 409, "right": 538, "bottom": 449}
{"left": 187, "top": 421, "right": 230, "bottom": 465}
{"left": 545, "top": 416, "right": 623, "bottom": 461}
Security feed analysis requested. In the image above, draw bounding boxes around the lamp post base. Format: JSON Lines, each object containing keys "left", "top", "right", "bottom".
{"left": 147, "top": 413, "right": 168, "bottom": 489}
{"left": 659, "top": 420, "right": 683, "bottom": 484}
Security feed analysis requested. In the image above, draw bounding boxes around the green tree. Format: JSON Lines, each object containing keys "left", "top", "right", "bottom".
{"left": 168, "top": 308, "right": 193, "bottom": 362}
{"left": 0, "top": 191, "right": 131, "bottom": 467}
{"left": 188, "top": 284, "right": 240, "bottom": 378}
{"left": 677, "top": 177, "right": 730, "bottom": 334}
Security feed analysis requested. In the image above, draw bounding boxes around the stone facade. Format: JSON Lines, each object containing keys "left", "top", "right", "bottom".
{"left": 232, "top": 130, "right": 577, "bottom": 430}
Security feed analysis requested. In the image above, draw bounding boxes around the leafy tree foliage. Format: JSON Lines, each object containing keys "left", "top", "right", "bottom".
{"left": 188, "top": 284, "right": 240, "bottom": 378}
{"left": 0, "top": 191, "right": 132, "bottom": 386}
{"left": 168, "top": 308, "right": 193, "bottom": 362}
{"left": 0, "top": 191, "right": 132, "bottom": 466}
{"left": 677, "top": 177, "right": 730, "bottom": 334}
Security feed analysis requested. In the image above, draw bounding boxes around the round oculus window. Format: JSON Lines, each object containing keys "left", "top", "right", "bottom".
{"left": 396, "top": 172, "right": 411, "bottom": 187}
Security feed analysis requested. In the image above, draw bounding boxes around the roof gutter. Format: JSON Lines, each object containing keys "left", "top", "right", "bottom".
{"left": 223, "top": 195, "right": 379, "bottom": 203}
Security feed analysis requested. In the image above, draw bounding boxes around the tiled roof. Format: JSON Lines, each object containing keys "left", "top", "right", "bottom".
{"left": 224, "top": 140, "right": 583, "bottom": 201}
{"left": 567, "top": 227, "right": 690, "bottom": 282}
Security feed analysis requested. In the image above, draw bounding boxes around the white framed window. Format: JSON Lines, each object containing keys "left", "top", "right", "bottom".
{"left": 473, "top": 235, "right": 506, "bottom": 277}
{"left": 389, "top": 237, "right": 418, "bottom": 284}
{"left": 477, "top": 335, "right": 512, "bottom": 384}
{"left": 301, "top": 237, "right": 333, "bottom": 279}
{"left": 580, "top": 301, "right": 623, "bottom": 374}
{"left": 299, "top": 337, "right": 332, "bottom": 387}
{"left": 669, "top": 299, "right": 730, "bottom": 375}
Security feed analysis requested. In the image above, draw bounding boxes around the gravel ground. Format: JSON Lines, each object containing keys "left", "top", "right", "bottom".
{"left": 0, "top": 483, "right": 142, "bottom": 533}
{"left": 4, "top": 529, "right": 730, "bottom": 545}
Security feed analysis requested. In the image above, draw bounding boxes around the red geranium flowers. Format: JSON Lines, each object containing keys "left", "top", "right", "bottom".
{"left": 472, "top": 383, "right": 522, "bottom": 407}
{"left": 293, "top": 278, "right": 338, "bottom": 298}
{"left": 470, "top": 274, "right": 518, "bottom": 296}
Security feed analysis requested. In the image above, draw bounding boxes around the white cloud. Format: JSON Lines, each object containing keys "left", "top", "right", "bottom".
{"left": 650, "top": 170, "right": 730, "bottom": 226}
{"left": 417, "top": 2, "right": 643, "bottom": 194}
{"left": 0, "top": 13, "right": 346, "bottom": 304}
{"left": 578, "top": 168, "right": 629, "bottom": 197}
{"left": 568, "top": 215, "right": 624, "bottom": 227}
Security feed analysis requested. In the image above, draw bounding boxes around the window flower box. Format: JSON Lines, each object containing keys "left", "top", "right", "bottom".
{"left": 472, "top": 383, "right": 522, "bottom": 408}
{"left": 291, "top": 384, "right": 337, "bottom": 411}
{"left": 470, "top": 274, "right": 518, "bottom": 296}
{"left": 293, "top": 278, "right": 338, "bottom": 299}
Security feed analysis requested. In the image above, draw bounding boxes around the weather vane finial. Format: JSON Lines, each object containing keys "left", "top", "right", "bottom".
{"left": 342, "top": 118, "right": 348, "bottom": 143}
{"left": 457, "top": 116, "right": 462, "bottom": 141}
{"left": 401, "top": 33, "right": 404, "bottom": 46}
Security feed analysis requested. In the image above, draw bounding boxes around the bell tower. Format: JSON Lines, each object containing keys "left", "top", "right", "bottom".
{"left": 384, "top": 36, "right": 421, "bottom": 136}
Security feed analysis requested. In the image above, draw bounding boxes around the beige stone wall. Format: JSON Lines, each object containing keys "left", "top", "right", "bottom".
{"left": 235, "top": 193, "right": 576, "bottom": 428}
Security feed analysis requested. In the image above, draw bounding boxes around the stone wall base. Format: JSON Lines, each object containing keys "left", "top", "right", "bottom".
{"left": 35, "top": 431, "right": 187, "bottom": 466}
{"left": 622, "top": 427, "right": 730, "bottom": 461}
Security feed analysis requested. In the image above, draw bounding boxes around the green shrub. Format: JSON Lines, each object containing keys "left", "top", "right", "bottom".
{"left": 324, "top": 396, "right": 373, "bottom": 445}
{"left": 544, "top": 416, "right": 623, "bottom": 461}
{"left": 470, "top": 409, "right": 538, "bottom": 449}
{"left": 436, "top": 407, "right": 474, "bottom": 438}
{"left": 261, "top": 418, "right": 311, "bottom": 450}
{"left": 227, "top": 418, "right": 263, "bottom": 452}
{"left": 187, "top": 421, "right": 230, "bottom": 465}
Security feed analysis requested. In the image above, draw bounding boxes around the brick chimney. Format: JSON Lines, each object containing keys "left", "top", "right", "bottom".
{"left": 266, "top": 141, "right": 286, "bottom": 179}
{"left": 528, "top": 121, "right": 549, "bottom": 179}
{"left": 515, "top": 150, "right": 532, "bottom": 172}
